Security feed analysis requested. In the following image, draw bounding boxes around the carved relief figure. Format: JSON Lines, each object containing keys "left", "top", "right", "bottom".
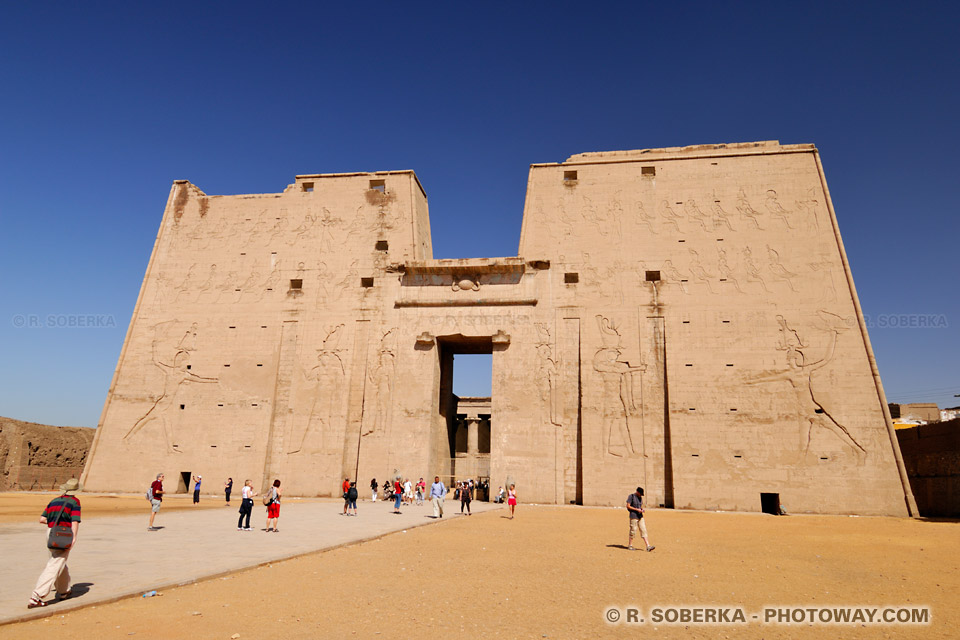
{"left": 289, "top": 324, "right": 346, "bottom": 454}
{"left": 593, "top": 315, "right": 645, "bottom": 457}
{"left": 318, "top": 207, "right": 343, "bottom": 254}
{"left": 687, "top": 249, "right": 716, "bottom": 293}
{"left": 658, "top": 200, "right": 683, "bottom": 233}
{"left": 534, "top": 324, "right": 561, "bottom": 427}
{"left": 717, "top": 245, "right": 744, "bottom": 293}
{"left": 795, "top": 188, "right": 821, "bottom": 233}
{"left": 741, "top": 247, "right": 770, "bottom": 292}
{"left": 634, "top": 200, "right": 657, "bottom": 234}
{"left": 736, "top": 188, "right": 763, "bottom": 229}
{"left": 684, "top": 199, "right": 711, "bottom": 231}
{"left": 711, "top": 192, "right": 736, "bottom": 231}
{"left": 289, "top": 208, "right": 317, "bottom": 245}
{"left": 766, "top": 245, "right": 798, "bottom": 291}
{"left": 123, "top": 322, "right": 218, "bottom": 452}
{"left": 661, "top": 260, "right": 689, "bottom": 294}
{"left": 746, "top": 314, "right": 866, "bottom": 463}
{"left": 764, "top": 190, "right": 793, "bottom": 228}
{"left": 363, "top": 328, "right": 398, "bottom": 437}
{"left": 174, "top": 265, "right": 198, "bottom": 302}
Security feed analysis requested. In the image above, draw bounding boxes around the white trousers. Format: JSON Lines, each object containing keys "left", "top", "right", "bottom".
{"left": 32, "top": 548, "right": 70, "bottom": 599}
{"left": 432, "top": 496, "right": 444, "bottom": 517}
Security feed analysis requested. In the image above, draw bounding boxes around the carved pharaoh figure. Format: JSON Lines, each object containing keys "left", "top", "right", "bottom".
{"left": 747, "top": 315, "right": 866, "bottom": 463}
{"left": 593, "top": 315, "right": 645, "bottom": 457}
{"left": 289, "top": 324, "right": 346, "bottom": 454}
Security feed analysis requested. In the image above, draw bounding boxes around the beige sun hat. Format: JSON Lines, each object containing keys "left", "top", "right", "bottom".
{"left": 61, "top": 478, "right": 82, "bottom": 495}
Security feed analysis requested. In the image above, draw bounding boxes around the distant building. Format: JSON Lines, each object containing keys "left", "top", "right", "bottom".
{"left": 899, "top": 403, "right": 940, "bottom": 423}
{"left": 941, "top": 407, "right": 960, "bottom": 422}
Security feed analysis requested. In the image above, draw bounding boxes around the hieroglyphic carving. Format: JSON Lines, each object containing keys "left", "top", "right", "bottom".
{"left": 711, "top": 192, "right": 736, "bottom": 231}
{"left": 174, "top": 264, "right": 199, "bottom": 302}
{"left": 687, "top": 249, "right": 716, "bottom": 293}
{"left": 766, "top": 245, "right": 797, "bottom": 291}
{"left": 684, "top": 199, "right": 711, "bottom": 231}
{"left": 746, "top": 313, "right": 866, "bottom": 463}
{"left": 741, "top": 247, "right": 770, "bottom": 292}
{"left": 661, "top": 260, "right": 689, "bottom": 294}
{"left": 736, "top": 188, "right": 763, "bottom": 229}
{"left": 123, "top": 321, "right": 218, "bottom": 452}
{"left": 362, "top": 328, "right": 398, "bottom": 437}
{"left": 318, "top": 207, "right": 343, "bottom": 254}
{"left": 795, "top": 188, "right": 821, "bottom": 233}
{"left": 289, "top": 207, "right": 317, "bottom": 245}
{"left": 658, "top": 200, "right": 683, "bottom": 233}
{"left": 635, "top": 200, "right": 657, "bottom": 234}
{"left": 717, "top": 245, "right": 744, "bottom": 292}
{"left": 593, "top": 315, "right": 644, "bottom": 457}
{"left": 534, "top": 323, "right": 561, "bottom": 426}
{"left": 289, "top": 324, "right": 346, "bottom": 454}
{"left": 764, "top": 190, "right": 793, "bottom": 228}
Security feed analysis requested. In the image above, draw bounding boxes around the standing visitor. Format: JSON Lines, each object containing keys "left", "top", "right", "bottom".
{"left": 148, "top": 473, "right": 164, "bottom": 530}
{"left": 27, "top": 479, "right": 82, "bottom": 609}
{"left": 238, "top": 479, "right": 255, "bottom": 531}
{"left": 430, "top": 476, "right": 446, "bottom": 518}
{"left": 461, "top": 480, "right": 472, "bottom": 515}
{"left": 415, "top": 477, "right": 426, "bottom": 505}
{"left": 265, "top": 479, "right": 282, "bottom": 532}
{"left": 225, "top": 477, "right": 233, "bottom": 505}
{"left": 342, "top": 477, "right": 351, "bottom": 515}
{"left": 370, "top": 478, "right": 378, "bottom": 502}
{"left": 507, "top": 484, "right": 517, "bottom": 519}
{"left": 347, "top": 481, "right": 359, "bottom": 516}
{"left": 625, "top": 486, "right": 655, "bottom": 551}
{"left": 393, "top": 477, "right": 403, "bottom": 514}
{"left": 192, "top": 474, "right": 202, "bottom": 504}
{"left": 403, "top": 478, "right": 413, "bottom": 505}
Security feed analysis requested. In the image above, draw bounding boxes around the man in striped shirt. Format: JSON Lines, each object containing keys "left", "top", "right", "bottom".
{"left": 28, "top": 478, "right": 82, "bottom": 608}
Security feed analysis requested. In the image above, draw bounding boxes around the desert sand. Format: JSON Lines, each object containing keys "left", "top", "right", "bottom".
{"left": 0, "top": 496, "right": 956, "bottom": 639}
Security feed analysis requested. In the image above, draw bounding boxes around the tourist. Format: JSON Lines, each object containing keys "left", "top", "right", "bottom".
{"left": 238, "top": 479, "right": 255, "bottom": 531}
{"left": 265, "top": 479, "right": 282, "bottom": 532}
{"left": 495, "top": 486, "right": 504, "bottom": 503}
{"left": 461, "top": 480, "right": 472, "bottom": 515}
{"left": 225, "top": 477, "right": 233, "bottom": 505}
{"left": 507, "top": 484, "right": 517, "bottom": 519}
{"left": 28, "top": 479, "right": 82, "bottom": 609}
{"left": 148, "top": 473, "right": 164, "bottom": 530}
{"left": 393, "top": 477, "right": 403, "bottom": 514}
{"left": 370, "top": 477, "right": 378, "bottom": 502}
{"left": 404, "top": 477, "right": 413, "bottom": 504}
{"left": 382, "top": 479, "right": 392, "bottom": 501}
{"left": 347, "top": 481, "right": 358, "bottom": 516}
{"left": 625, "top": 486, "right": 654, "bottom": 552}
{"left": 430, "top": 475, "right": 447, "bottom": 518}
{"left": 192, "top": 474, "right": 202, "bottom": 504}
{"left": 342, "top": 477, "right": 351, "bottom": 515}
{"left": 415, "top": 477, "right": 426, "bottom": 505}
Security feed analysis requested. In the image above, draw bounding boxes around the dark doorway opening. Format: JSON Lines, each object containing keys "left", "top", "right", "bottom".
{"left": 760, "top": 492, "right": 781, "bottom": 515}
{"left": 178, "top": 471, "right": 191, "bottom": 494}
{"left": 437, "top": 336, "right": 494, "bottom": 500}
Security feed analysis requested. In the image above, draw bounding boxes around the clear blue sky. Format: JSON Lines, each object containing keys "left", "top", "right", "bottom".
{"left": 1, "top": 3, "right": 957, "bottom": 427}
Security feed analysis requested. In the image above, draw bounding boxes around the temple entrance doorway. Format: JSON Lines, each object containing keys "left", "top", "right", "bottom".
{"left": 437, "top": 337, "right": 493, "bottom": 502}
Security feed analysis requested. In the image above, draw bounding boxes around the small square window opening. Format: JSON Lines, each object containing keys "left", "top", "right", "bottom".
{"left": 369, "top": 179, "right": 385, "bottom": 192}
{"left": 564, "top": 272, "right": 579, "bottom": 284}
{"left": 361, "top": 277, "right": 374, "bottom": 288}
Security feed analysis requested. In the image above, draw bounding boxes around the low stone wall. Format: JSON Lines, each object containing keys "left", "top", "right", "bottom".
{"left": 896, "top": 418, "right": 960, "bottom": 518}
{"left": 0, "top": 417, "right": 95, "bottom": 491}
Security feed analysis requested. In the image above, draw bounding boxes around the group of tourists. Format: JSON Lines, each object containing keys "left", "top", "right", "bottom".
{"left": 26, "top": 475, "right": 654, "bottom": 609}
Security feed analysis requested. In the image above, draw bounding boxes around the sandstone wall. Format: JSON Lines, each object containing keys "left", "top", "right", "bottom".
{"left": 81, "top": 142, "right": 915, "bottom": 515}
{"left": 0, "top": 417, "right": 94, "bottom": 491}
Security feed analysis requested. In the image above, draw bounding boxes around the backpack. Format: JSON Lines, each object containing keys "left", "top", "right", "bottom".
{"left": 146, "top": 485, "right": 154, "bottom": 501}
{"left": 262, "top": 487, "right": 274, "bottom": 506}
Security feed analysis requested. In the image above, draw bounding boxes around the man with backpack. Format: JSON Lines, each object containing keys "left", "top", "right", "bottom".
{"left": 28, "top": 479, "right": 82, "bottom": 609}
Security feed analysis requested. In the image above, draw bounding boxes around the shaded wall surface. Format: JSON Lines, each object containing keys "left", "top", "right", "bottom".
{"left": 897, "top": 419, "right": 960, "bottom": 517}
{"left": 81, "top": 142, "right": 914, "bottom": 516}
{"left": 0, "top": 417, "right": 94, "bottom": 491}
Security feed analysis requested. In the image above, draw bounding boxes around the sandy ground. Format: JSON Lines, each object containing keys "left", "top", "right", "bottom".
{"left": 1, "top": 502, "right": 956, "bottom": 640}
{"left": 0, "top": 492, "right": 234, "bottom": 523}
